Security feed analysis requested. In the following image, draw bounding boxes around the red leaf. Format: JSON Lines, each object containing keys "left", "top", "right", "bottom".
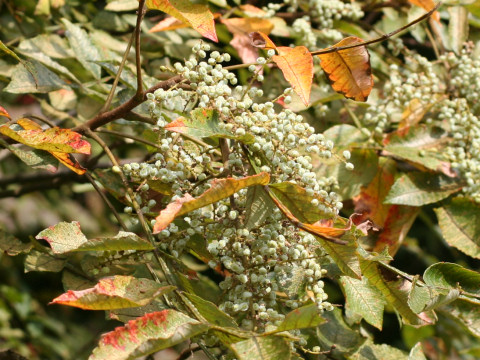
{"left": 0, "top": 105, "right": 11, "bottom": 119}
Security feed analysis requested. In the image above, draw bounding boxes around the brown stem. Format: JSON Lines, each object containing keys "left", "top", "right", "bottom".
{"left": 135, "top": 0, "right": 146, "bottom": 97}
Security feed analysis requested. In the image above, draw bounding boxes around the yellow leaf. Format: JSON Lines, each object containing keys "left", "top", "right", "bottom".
{"left": 145, "top": 0, "right": 218, "bottom": 42}
{"left": 153, "top": 173, "right": 270, "bottom": 233}
{"left": 318, "top": 36, "right": 373, "bottom": 102}
{"left": 273, "top": 46, "right": 313, "bottom": 106}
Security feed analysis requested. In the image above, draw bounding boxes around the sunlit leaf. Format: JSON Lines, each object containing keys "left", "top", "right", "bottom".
{"left": 317, "top": 37, "right": 373, "bottom": 101}
{"left": 360, "top": 259, "right": 432, "bottom": 326}
{"left": 145, "top": 0, "right": 218, "bottom": 42}
{"left": 424, "top": 262, "right": 480, "bottom": 296}
{"left": 4, "top": 60, "right": 65, "bottom": 94}
{"left": 0, "top": 105, "right": 11, "bottom": 119}
{"left": 90, "top": 310, "right": 209, "bottom": 360}
{"left": 408, "top": 0, "right": 440, "bottom": 22}
{"left": 74, "top": 231, "right": 155, "bottom": 252}
{"left": 231, "top": 336, "right": 291, "bottom": 360}
{"left": 36, "top": 221, "right": 88, "bottom": 254}
{"left": 441, "top": 299, "right": 480, "bottom": 337}
{"left": 165, "top": 108, "right": 255, "bottom": 144}
{"left": 385, "top": 172, "right": 463, "bottom": 206}
{"left": 273, "top": 46, "right": 313, "bottom": 106}
{"left": 434, "top": 197, "right": 480, "bottom": 259}
{"left": 153, "top": 173, "right": 270, "bottom": 233}
{"left": 51, "top": 276, "right": 175, "bottom": 310}
{"left": 448, "top": 6, "right": 469, "bottom": 54}
{"left": 0, "top": 120, "right": 91, "bottom": 154}
{"left": 350, "top": 340, "right": 408, "bottom": 360}
{"left": 408, "top": 276, "right": 460, "bottom": 313}
{"left": 270, "top": 303, "right": 326, "bottom": 333}
{"left": 149, "top": 16, "right": 189, "bottom": 32}
{"left": 105, "top": 0, "right": 138, "bottom": 11}
{"left": 340, "top": 276, "right": 385, "bottom": 330}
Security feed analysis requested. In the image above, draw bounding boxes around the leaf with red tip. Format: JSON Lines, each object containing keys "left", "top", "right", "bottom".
{"left": 15, "top": 118, "right": 87, "bottom": 174}
{"left": 0, "top": 120, "right": 91, "bottom": 154}
{"left": 145, "top": 0, "right": 218, "bottom": 42}
{"left": 273, "top": 46, "right": 313, "bottom": 106}
{"left": 90, "top": 310, "right": 209, "bottom": 360}
{"left": 51, "top": 276, "right": 175, "bottom": 310}
{"left": 0, "top": 105, "right": 10, "bottom": 119}
{"left": 318, "top": 36, "right": 373, "bottom": 102}
{"left": 153, "top": 173, "right": 270, "bottom": 233}
{"left": 36, "top": 221, "right": 88, "bottom": 254}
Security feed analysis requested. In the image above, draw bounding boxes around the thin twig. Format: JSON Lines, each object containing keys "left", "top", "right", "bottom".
{"left": 85, "top": 171, "right": 128, "bottom": 231}
{"left": 135, "top": 0, "right": 147, "bottom": 98}
{"left": 310, "top": 3, "right": 441, "bottom": 56}
{"left": 96, "top": 129, "right": 163, "bottom": 150}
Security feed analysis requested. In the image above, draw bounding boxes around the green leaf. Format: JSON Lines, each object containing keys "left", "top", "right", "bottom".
{"left": 407, "top": 276, "right": 459, "bottom": 313}
{"left": 145, "top": 0, "right": 218, "bottom": 42}
{"left": 441, "top": 299, "right": 480, "bottom": 337}
{"left": 0, "top": 138, "right": 58, "bottom": 173}
{"left": 424, "top": 262, "right": 480, "bottom": 296}
{"left": 24, "top": 250, "right": 66, "bottom": 273}
{"left": 36, "top": 221, "right": 88, "bottom": 254}
{"left": 165, "top": 108, "right": 255, "bottom": 144}
{"left": 231, "top": 336, "right": 291, "bottom": 360}
{"left": 324, "top": 124, "right": 369, "bottom": 150}
{"left": 105, "top": 0, "right": 139, "bottom": 11}
{"left": 74, "top": 231, "right": 154, "bottom": 252}
{"left": 18, "top": 37, "right": 81, "bottom": 83}
{"left": 340, "top": 276, "right": 385, "bottom": 330}
{"left": 408, "top": 342, "right": 427, "bottom": 360}
{"left": 317, "top": 308, "right": 365, "bottom": 353}
{"left": 0, "top": 227, "right": 32, "bottom": 256}
{"left": 0, "top": 40, "right": 22, "bottom": 62}
{"left": 385, "top": 172, "right": 463, "bottom": 206}
{"left": 109, "top": 300, "right": 168, "bottom": 323}
{"left": 51, "top": 276, "right": 175, "bottom": 310}
{"left": 270, "top": 303, "right": 326, "bottom": 333}
{"left": 245, "top": 185, "right": 275, "bottom": 230}
{"left": 337, "top": 148, "right": 379, "bottom": 199}
{"left": 93, "top": 169, "right": 127, "bottom": 202}
{"left": 183, "top": 292, "right": 238, "bottom": 328}
{"left": 448, "top": 6, "right": 469, "bottom": 54}
{"left": 434, "top": 197, "right": 480, "bottom": 258}
{"left": 90, "top": 310, "right": 209, "bottom": 360}
{"left": 360, "top": 260, "right": 431, "bottom": 326}
{"left": 4, "top": 60, "right": 67, "bottom": 94}
{"left": 317, "top": 239, "right": 361, "bottom": 279}
{"left": 62, "top": 19, "right": 102, "bottom": 79}
{"left": 349, "top": 340, "right": 408, "bottom": 360}
{"left": 383, "top": 125, "right": 451, "bottom": 174}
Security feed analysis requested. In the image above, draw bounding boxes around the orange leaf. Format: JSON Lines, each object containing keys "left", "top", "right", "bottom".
{"left": 408, "top": 0, "right": 440, "bottom": 22}
{"left": 149, "top": 16, "right": 189, "bottom": 33}
{"left": 239, "top": 4, "right": 267, "bottom": 16}
{"left": 222, "top": 18, "right": 273, "bottom": 64}
{"left": 273, "top": 46, "right": 313, "bottom": 106}
{"left": 145, "top": 0, "right": 218, "bottom": 42}
{"left": 250, "top": 31, "right": 277, "bottom": 50}
{"left": 318, "top": 36, "right": 373, "bottom": 102}
{"left": 153, "top": 173, "right": 270, "bottom": 233}
{"left": 0, "top": 105, "right": 11, "bottom": 119}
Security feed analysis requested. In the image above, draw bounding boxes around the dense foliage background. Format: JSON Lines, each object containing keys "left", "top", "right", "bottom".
{"left": 1, "top": 0, "right": 480, "bottom": 359}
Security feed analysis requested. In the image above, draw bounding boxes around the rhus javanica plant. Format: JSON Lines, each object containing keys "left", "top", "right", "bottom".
{"left": 1, "top": 0, "right": 480, "bottom": 359}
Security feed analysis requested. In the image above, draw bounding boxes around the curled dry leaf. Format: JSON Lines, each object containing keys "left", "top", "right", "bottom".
{"left": 317, "top": 36, "right": 373, "bottom": 102}
{"left": 153, "top": 173, "right": 270, "bottom": 233}
{"left": 145, "top": 0, "right": 218, "bottom": 42}
{"left": 221, "top": 18, "right": 273, "bottom": 64}
{"left": 250, "top": 31, "right": 277, "bottom": 50}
